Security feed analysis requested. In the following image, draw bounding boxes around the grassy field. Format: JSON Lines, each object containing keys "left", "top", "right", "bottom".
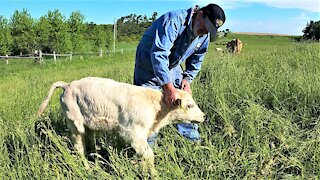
{"left": 0, "top": 34, "right": 319, "bottom": 179}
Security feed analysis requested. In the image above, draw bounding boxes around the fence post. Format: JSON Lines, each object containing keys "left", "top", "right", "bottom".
{"left": 5, "top": 54, "right": 8, "bottom": 64}
{"left": 80, "top": 55, "right": 83, "bottom": 60}
{"left": 69, "top": 53, "right": 72, "bottom": 60}
{"left": 20, "top": 52, "right": 22, "bottom": 56}
{"left": 99, "top": 48, "right": 103, "bottom": 57}
{"left": 53, "top": 51, "right": 57, "bottom": 62}
{"left": 121, "top": 49, "right": 123, "bottom": 54}
{"left": 39, "top": 50, "right": 43, "bottom": 63}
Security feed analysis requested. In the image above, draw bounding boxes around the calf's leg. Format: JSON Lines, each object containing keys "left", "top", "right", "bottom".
{"left": 66, "top": 119, "right": 86, "bottom": 156}
{"left": 85, "top": 127, "right": 96, "bottom": 153}
{"left": 129, "top": 130, "right": 157, "bottom": 177}
{"left": 61, "top": 92, "right": 87, "bottom": 158}
{"left": 61, "top": 90, "right": 86, "bottom": 154}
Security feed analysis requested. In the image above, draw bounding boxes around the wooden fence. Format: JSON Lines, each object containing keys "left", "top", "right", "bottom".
{"left": 0, "top": 51, "right": 72, "bottom": 64}
{"left": 0, "top": 48, "right": 136, "bottom": 64}
{"left": 42, "top": 51, "right": 72, "bottom": 62}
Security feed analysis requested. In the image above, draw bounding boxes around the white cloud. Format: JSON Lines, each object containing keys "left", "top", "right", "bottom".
{"left": 192, "top": 0, "right": 320, "bottom": 12}
{"left": 291, "top": 12, "right": 315, "bottom": 21}
{"left": 225, "top": 19, "right": 306, "bottom": 35}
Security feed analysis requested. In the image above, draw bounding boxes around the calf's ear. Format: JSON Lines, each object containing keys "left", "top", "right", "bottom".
{"left": 175, "top": 99, "right": 182, "bottom": 106}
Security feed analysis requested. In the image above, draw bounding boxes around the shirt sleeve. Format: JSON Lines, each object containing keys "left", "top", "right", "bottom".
{"left": 183, "top": 36, "right": 210, "bottom": 84}
{"left": 150, "top": 18, "right": 182, "bottom": 86}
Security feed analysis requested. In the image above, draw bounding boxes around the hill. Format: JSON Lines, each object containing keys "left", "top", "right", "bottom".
{"left": 233, "top": 32, "right": 294, "bottom": 36}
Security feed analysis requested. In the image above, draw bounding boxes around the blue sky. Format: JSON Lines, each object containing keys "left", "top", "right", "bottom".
{"left": 1, "top": 0, "right": 319, "bottom": 35}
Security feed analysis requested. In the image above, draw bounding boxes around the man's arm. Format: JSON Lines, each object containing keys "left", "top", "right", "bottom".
{"left": 149, "top": 16, "right": 184, "bottom": 106}
{"left": 150, "top": 17, "right": 182, "bottom": 86}
{"left": 183, "top": 37, "right": 210, "bottom": 84}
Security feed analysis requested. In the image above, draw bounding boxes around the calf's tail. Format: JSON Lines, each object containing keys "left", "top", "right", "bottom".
{"left": 37, "top": 81, "right": 69, "bottom": 116}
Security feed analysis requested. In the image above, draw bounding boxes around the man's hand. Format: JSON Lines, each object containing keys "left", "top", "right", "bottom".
{"left": 181, "top": 79, "right": 192, "bottom": 94}
{"left": 162, "top": 83, "right": 180, "bottom": 107}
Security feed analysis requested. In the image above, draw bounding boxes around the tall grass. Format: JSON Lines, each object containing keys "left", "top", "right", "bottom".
{"left": 0, "top": 35, "right": 319, "bottom": 179}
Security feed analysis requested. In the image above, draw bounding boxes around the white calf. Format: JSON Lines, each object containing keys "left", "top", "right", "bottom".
{"left": 37, "top": 77, "right": 205, "bottom": 168}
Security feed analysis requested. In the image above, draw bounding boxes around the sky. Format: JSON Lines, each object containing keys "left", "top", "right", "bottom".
{"left": 1, "top": 0, "right": 319, "bottom": 35}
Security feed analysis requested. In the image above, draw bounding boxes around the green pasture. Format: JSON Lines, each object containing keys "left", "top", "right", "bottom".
{"left": 0, "top": 35, "right": 319, "bottom": 179}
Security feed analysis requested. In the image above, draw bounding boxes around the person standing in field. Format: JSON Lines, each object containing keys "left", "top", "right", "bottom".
{"left": 134, "top": 4, "right": 226, "bottom": 143}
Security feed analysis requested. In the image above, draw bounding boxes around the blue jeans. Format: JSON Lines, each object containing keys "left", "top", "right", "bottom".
{"left": 134, "top": 65, "right": 200, "bottom": 144}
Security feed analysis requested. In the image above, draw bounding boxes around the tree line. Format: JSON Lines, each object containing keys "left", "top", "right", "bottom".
{"left": 1, "top": 8, "right": 318, "bottom": 56}
{"left": 0, "top": 9, "right": 157, "bottom": 56}
{"left": 116, "top": 12, "right": 157, "bottom": 41}
{"left": 302, "top": 20, "right": 320, "bottom": 41}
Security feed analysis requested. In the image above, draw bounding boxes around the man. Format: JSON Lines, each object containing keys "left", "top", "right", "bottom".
{"left": 134, "top": 4, "right": 226, "bottom": 143}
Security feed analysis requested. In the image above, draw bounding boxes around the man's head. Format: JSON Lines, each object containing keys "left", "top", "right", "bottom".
{"left": 192, "top": 4, "right": 226, "bottom": 37}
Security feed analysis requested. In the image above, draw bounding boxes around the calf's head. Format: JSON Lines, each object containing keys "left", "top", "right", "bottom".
{"left": 170, "top": 90, "right": 205, "bottom": 124}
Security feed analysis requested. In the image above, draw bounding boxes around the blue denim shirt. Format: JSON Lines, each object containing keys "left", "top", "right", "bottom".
{"left": 134, "top": 6, "right": 210, "bottom": 87}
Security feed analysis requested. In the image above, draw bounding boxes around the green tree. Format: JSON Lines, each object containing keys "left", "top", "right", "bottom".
{"left": 85, "top": 23, "right": 113, "bottom": 52}
{"left": 150, "top": 12, "right": 158, "bottom": 22}
{"left": 0, "top": 16, "right": 13, "bottom": 55}
{"left": 34, "top": 16, "right": 50, "bottom": 52}
{"left": 116, "top": 12, "right": 157, "bottom": 41}
{"left": 104, "top": 25, "right": 113, "bottom": 50}
{"left": 302, "top": 20, "right": 320, "bottom": 41}
{"left": 10, "top": 9, "right": 35, "bottom": 55}
{"left": 68, "top": 11, "right": 85, "bottom": 54}
{"left": 90, "top": 25, "right": 106, "bottom": 52}
{"left": 314, "top": 22, "right": 320, "bottom": 40}
{"left": 45, "top": 10, "right": 72, "bottom": 53}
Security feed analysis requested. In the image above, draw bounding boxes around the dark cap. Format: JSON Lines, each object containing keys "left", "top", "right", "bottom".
{"left": 202, "top": 4, "right": 226, "bottom": 36}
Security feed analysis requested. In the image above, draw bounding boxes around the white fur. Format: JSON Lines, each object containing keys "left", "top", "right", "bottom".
{"left": 38, "top": 77, "right": 205, "bottom": 167}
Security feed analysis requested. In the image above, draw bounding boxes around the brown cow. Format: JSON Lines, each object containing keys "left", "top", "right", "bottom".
{"left": 226, "top": 39, "right": 243, "bottom": 54}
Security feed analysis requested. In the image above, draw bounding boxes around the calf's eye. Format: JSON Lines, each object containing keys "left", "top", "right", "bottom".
{"left": 187, "top": 104, "right": 194, "bottom": 109}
